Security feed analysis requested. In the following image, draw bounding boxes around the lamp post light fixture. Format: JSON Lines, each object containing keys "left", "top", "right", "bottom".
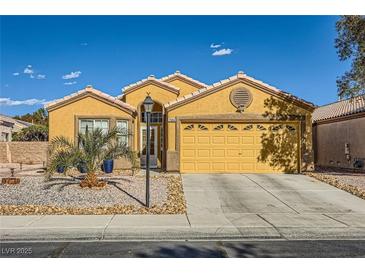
{"left": 143, "top": 94, "right": 154, "bottom": 208}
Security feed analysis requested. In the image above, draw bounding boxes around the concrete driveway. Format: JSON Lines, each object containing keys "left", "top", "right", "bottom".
{"left": 182, "top": 174, "right": 365, "bottom": 239}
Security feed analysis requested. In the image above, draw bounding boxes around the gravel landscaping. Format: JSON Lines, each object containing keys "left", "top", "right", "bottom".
{"left": 0, "top": 175, "right": 186, "bottom": 215}
{"left": 305, "top": 168, "right": 365, "bottom": 200}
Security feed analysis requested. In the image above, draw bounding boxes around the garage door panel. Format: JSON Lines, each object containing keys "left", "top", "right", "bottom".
{"left": 197, "top": 136, "right": 210, "bottom": 144}
{"left": 196, "top": 162, "right": 210, "bottom": 171}
{"left": 226, "top": 149, "right": 241, "bottom": 157}
{"left": 227, "top": 136, "right": 240, "bottom": 144}
{"left": 180, "top": 122, "right": 299, "bottom": 173}
{"left": 197, "top": 149, "right": 210, "bottom": 157}
{"left": 212, "top": 162, "right": 225, "bottom": 171}
{"left": 212, "top": 136, "right": 225, "bottom": 144}
{"left": 241, "top": 163, "right": 255, "bottom": 171}
{"left": 181, "top": 162, "right": 195, "bottom": 171}
{"left": 227, "top": 162, "right": 241, "bottom": 171}
{"left": 241, "top": 149, "right": 255, "bottom": 157}
{"left": 242, "top": 136, "right": 254, "bottom": 144}
{"left": 183, "top": 136, "right": 195, "bottom": 144}
{"left": 182, "top": 149, "right": 195, "bottom": 157}
{"left": 212, "top": 149, "right": 225, "bottom": 157}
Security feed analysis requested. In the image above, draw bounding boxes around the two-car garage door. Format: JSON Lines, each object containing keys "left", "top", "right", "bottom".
{"left": 180, "top": 122, "right": 299, "bottom": 173}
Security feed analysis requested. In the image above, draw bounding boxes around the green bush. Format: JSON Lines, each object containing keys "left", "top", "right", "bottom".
{"left": 12, "top": 125, "right": 48, "bottom": 141}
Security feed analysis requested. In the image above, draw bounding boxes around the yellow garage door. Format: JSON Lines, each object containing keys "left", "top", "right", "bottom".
{"left": 180, "top": 122, "right": 299, "bottom": 173}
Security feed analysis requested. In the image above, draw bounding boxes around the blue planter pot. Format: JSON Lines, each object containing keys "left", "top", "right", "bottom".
{"left": 103, "top": 159, "right": 114, "bottom": 174}
{"left": 78, "top": 164, "right": 88, "bottom": 174}
{"left": 56, "top": 166, "right": 65, "bottom": 173}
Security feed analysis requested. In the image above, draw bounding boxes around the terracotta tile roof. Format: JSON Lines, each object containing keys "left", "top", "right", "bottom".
{"left": 45, "top": 85, "right": 136, "bottom": 113}
{"left": 164, "top": 71, "right": 315, "bottom": 110}
{"left": 160, "top": 70, "right": 208, "bottom": 88}
{"left": 313, "top": 95, "right": 365, "bottom": 122}
{"left": 118, "top": 75, "right": 180, "bottom": 98}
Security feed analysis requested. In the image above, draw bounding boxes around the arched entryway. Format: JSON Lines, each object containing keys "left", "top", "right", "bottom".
{"left": 139, "top": 100, "right": 165, "bottom": 169}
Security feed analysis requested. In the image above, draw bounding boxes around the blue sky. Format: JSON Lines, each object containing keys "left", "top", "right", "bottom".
{"left": 0, "top": 16, "right": 349, "bottom": 116}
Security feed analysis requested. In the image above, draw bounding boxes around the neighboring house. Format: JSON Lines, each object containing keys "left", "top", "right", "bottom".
{"left": 45, "top": 70, "right": 315, "bottom": 173}
{"left": 0, "top": 114, "right": 33, "bottom": 142}
{"left": 313, "top": 95, "right": 365, "bottom": 171}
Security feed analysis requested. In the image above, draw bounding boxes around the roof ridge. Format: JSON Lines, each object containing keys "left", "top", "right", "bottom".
{"left": 121, "top": 75, "right": 180, "bottom": 93}
{"left": 164, "top": 71, "right": 315, "bottom": 109}
{"left": 45, "top": 85, "right": 136, "bottom": 112}
{"left": 316, "top": 94, "right": 365, "bottom": 108}
{"left": 159, "top": 70, "right": 208, "bottom": 87}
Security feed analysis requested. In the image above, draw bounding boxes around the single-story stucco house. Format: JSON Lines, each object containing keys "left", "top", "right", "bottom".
{"left": 45, "top": 71, "right": 315, "bottom": 173}
{"left": 313, "top": 95, "right": 365, "bottom": 171}
{"left": 0, "top": 114, "right": 33, "bottom": 142}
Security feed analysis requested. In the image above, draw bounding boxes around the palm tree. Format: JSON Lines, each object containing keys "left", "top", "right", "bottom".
{"left": 47, "top": 127, "right": 136, "bottom": 187}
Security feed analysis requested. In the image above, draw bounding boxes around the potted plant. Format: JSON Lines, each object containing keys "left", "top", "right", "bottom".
{"left": 103, "top": 158, "right": 114, "bottom": 173}
{"left": 77, "top": 161, "right": 88, "bottom": 173}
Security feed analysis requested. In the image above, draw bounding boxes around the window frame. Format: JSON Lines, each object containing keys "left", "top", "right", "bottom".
{"left": 116, "top": 120, "right": 129, "bottom": 146}
{"left": 79, "top": 118, "right": 110, "bottom": 135}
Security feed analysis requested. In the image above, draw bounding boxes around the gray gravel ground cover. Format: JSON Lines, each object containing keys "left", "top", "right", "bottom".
{"left": 315, "top": 169, "right": 365, "bottom": 191}
{"left": 0, "top": 176, "right": 168, "bottom": 208}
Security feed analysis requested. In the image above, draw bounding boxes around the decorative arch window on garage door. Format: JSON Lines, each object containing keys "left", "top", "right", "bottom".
{"left": 243, "top": 124, "right": 253, "bottom": 131}
{"left": 286, "top": 125, "right": 296, "bottom": 132}
{"left": 227, "top": 124, "right": 238, "bottom": 131}
{"left": 198, "top": 124, "right": 209, "bottom": 131}
{"left": 183, "top": 124, "right": 194, "bottom": 130}
{"left": 271, "top": 125, "right": 283, "bottom": 131}
{"left": 256, "top": 124, "right": 266, "bottom": 131}
{"left": 213, "top": 124, "right": 224, "bottom": 131}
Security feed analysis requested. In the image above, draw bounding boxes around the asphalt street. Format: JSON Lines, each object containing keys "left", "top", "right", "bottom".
{"left": 1, "top": 240, "right": 365, "bottom": 258}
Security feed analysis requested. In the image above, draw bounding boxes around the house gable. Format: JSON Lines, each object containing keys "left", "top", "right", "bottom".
{"left": 165, "top": 71, "right": 315, "bottom": 114}
{"left": 160, "top": 71, "right": 207, "bottom": 97}
{"left": 46, "top": 86, "right": 136, "bottom": 116}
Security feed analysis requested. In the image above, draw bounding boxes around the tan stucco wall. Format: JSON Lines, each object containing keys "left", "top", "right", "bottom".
{"left": 48, "top": 96, "right": 134, "bottom": 142}
{"left": 166, "top": 81, "right": 313, "bottom": 172}
{"left": 0, "top": 142, "right": 49, "bottom": 164}
{"left": 165, "top": 79, "right": 200, "bottom": 97}
{"left": 314, "top": 116, "right": 365, "bottom": 170}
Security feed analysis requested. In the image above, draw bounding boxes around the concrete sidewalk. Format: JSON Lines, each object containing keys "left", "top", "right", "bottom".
{"left": 1, "top": 212, "right": 365, "bottom": 241}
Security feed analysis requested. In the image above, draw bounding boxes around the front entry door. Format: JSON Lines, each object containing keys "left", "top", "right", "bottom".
{"left": 140, "top": 125, "right": 158, "bottom": 168}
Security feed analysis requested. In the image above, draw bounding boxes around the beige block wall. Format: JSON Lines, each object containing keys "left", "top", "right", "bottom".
{"left": 0, "top": 142, "right": 49, "bottom": 164}
{"left": 314, "top": 116, "right": 365, "bottom": 170}
{"left": 0, "top": 143, "right": 8, "bottom": 162}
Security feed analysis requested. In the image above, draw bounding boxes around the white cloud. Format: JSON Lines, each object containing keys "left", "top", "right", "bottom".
{"left": 212, "top": 48, "right": 233, "bottom": 56}
{"left": 80, "top": 42, "right": 88, "bottom": 46}
{"left": 64, "top": 81, "right": 77, "bottom": 85}
{"left": 36, "top": 74, "right": 46, "bottom": 80}
{"left": 23, "top": 65, "right": 34, "bottom": 74}
{"left": 0, "top": 97, "right": 46, "bottom": 106}
{"left": 13, "top": 72, "right": 20, "bottom": 76}
{"left": 30, "top": 74, "right": 35, "bottom": 79}
{"left": 62, "top": 71, "right": 82, "bottom": 79}
{"left": 210, "top": 43, "right": 222, "bottom": 49}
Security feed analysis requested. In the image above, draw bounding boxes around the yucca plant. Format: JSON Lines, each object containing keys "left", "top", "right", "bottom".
{"left": 47, "top": 127, "right": 135, "bottom": 187}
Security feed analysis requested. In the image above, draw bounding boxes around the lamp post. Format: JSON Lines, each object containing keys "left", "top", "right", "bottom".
{"left": 143, "top": 94, "right": 154, "bottom": 208}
